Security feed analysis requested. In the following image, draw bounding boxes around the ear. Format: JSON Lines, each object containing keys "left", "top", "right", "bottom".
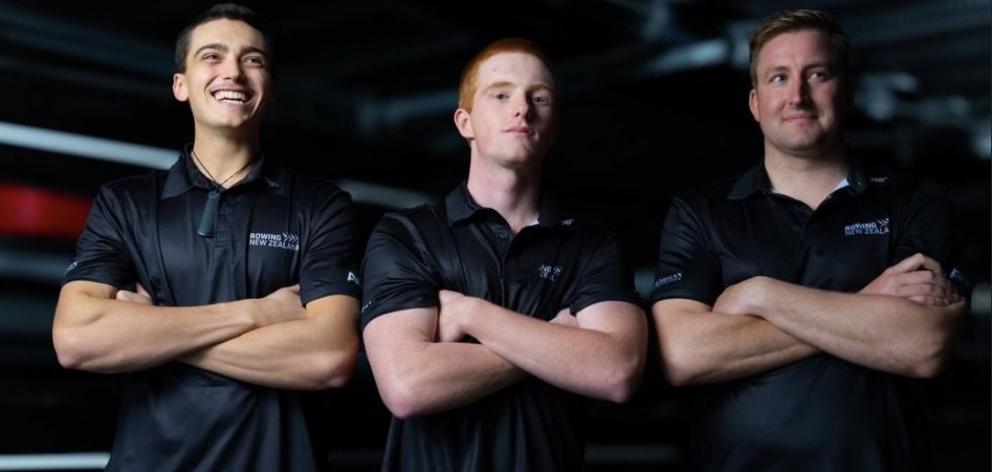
{"left": 748, "top": 88, "right": 759, "bottom": 122}
{"left": 172, "top": 73, "right": 189, "bottom": 102}
{"left": 453, "top": 108, "right": 474, "bottom": 140}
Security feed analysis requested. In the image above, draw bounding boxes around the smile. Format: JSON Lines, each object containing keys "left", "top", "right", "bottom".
{"left": 211, "top": 89, "right": 252, "bottom": 104}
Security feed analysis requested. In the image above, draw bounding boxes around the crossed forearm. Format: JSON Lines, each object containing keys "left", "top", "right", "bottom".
{"left": 745, "top": 278, "right": 964, "bottom": 377}
{"left": 445, "top": 296, "right": 645, "bottom": 402}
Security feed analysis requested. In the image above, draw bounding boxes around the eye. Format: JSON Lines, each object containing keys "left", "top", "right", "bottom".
{"left": 492, "top": 91, "right": 509, "bottom": 101}
{"left": 201, "top": 52, "right": 221, "bottom": 61}
{"left": 808, "top": 69, "right": 832, "bottom": 82}
{"left": 769, "top": 73, "right": 786, "bottom": 84}
{"left": 532, "top": 94, "right": 552, "bottom": 106}
{"left": 243, "top": 55, "right": 266, "bottom": 68}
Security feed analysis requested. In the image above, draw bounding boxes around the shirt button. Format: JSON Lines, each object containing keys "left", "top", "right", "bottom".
{"left": 497, "top": 229, "right": 509, "bottom": 240}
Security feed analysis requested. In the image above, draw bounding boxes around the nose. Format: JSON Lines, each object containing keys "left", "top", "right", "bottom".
{"left": 512, "top": 93, "right": 533, "bottom": 120}
{"left": 220, "top": 57, "right": 243, "bottom": 81}
{"left": 787, "top": 77, "right": 811, "bottom": 107}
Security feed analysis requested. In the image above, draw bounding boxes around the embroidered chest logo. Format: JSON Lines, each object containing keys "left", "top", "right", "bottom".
{"left": 249, "top": 232, "right": 300, "bottom": 251}
{"left": 843, "top": 218, "right": 890, "bottom": 236}
{"left": 538, "top": 264, "right": 563, "bottom": 281}
{"left": 347, "top": 271, "right": 361, "bottom": 285}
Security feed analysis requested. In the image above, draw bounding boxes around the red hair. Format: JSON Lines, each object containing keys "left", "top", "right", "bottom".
{"left": 457, "top": 38, "right": 556, "bottom": 111}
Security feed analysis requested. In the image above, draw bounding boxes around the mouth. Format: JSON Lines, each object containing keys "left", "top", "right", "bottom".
{"left": 504, "top": 125, "right": 534, "bottom": 136}
{"left": 784, "top": 114, "right": 817, "bottom": 123}
{"left": 211, "top": 88, "right": 253, "bottom": 105}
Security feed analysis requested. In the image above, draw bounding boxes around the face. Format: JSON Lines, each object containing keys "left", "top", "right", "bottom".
{"left": 749, "top": 29, "right": 844, "bottom": 158}
{"left": 454, "top": 52, "right": 557, "bottom": 169}
{"left": 172, "top": 19, "right": 271, "bottom": 134}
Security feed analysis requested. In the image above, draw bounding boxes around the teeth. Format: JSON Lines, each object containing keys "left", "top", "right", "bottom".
{"left": 213, "top": 90, "right": 247, "bottom": 102}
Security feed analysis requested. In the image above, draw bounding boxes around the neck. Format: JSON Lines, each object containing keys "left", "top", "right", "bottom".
{"left": 191, "top": 128, "right": 259, "bottom": 188}
{"left": 466, "top": 157, "right": 541, "bottom": 234}
{"left": 763, "top": 145, "right": 847, "bottom": 209}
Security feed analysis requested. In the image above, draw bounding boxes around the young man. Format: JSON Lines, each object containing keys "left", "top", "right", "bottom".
{"left": 652, "top": 10, "right": 967, "bottom": 471}
{"left": 361, "top": 38, "right": 647, "bottom": 470}
{"left": 52, "top": 4, "right": 361, "bottom": 470}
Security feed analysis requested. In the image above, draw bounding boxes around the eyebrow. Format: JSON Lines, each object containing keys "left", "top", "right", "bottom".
{"left": 482, "top": 81, "right": 554, "bottom": 93}
{"left": 193, "top": 43, "right": 268, "bottom": 58}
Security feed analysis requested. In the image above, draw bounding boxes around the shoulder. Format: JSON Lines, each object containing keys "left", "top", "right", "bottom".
{"left": 94, "top": 171, "right": 166, "bottom": 212}
{"left": 372, "top": 203, "right": 445, "bottom": 240}
{"left": 99, "top": 171, "right": 164, "bottom": 197}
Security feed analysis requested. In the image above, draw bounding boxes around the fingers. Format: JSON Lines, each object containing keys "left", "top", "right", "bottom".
{"left": 136, "top": 283, "right": 150, "bottom": 297}
{"left": 908, "top": 295, "right": 953, "bottom": 306}
{"left": 115, "top": 289, "right": 135, "bottom": 301}
{"left": 889, "top": 253, "right": 943, "bottom": 277}
{"left": 116, "top": 289, "right": 151, "bottom": 304}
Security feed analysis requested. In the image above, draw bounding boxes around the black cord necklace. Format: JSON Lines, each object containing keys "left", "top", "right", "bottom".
{"left": 191, "top": 149, "right": 252, "bottom": 238}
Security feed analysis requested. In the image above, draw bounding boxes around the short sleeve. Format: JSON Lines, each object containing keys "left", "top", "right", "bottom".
{"left": 359, "top": 214, "right": 441, "bottom": 330}
{"left": 63, "top": 186, "right": 137, "bottom": 288}
{"left": 892, "top": 181, "right": 969, "bottom": 294}
{"left": 568, "top": 228, "right": 642, "bottom": 314}
{"left": 299, "top": 187, "right": 362, "bottom": 305}
{"left": 649, "top": 196, "right": 724, "bottom": 305}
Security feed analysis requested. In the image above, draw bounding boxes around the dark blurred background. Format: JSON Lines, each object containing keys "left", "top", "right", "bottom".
{"left": 0, "top": 0, "right": 988, "bottom": 470}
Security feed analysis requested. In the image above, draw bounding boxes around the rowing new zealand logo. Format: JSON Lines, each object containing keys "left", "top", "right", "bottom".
{"left": 538, "top": 264, "right": 562, "bottom": 282}
{"left": 249, "top": 232, "right": 301, "bottom": 251}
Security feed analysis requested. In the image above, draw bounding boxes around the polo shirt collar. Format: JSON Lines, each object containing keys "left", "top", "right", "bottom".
{"left": 444, "top": 182, "right": 573, "bottom": 228}
{"left": 161, "top": 144, "right": 282, "bottom": 199}
{"left": 726, "top": 156, "right": 868, "bottom": 200}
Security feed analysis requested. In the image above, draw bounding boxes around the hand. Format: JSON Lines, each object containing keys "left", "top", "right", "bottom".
{"left": 116, "top": 283, "right": 153, "bottom": 305}
{"left": 437, "top": 289, "right": 477, "bottom": 342}
{"left": 860, "top": 253, "right": 960, "bottom": 306}
{"left": 713, "top": 276, "right": 768, "bottom": 316}
{"left": 549, "top": 307, "right": 579, "bottom": 328}
{"left": 255, "top": 285, "right": 307, "bottom": 326}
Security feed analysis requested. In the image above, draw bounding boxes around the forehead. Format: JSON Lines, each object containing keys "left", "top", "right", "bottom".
{"left": 474, "top": 52, "right": 555, "bottom": 92}
{"left": 755, "top": 29, "right": 835, "bottom": 71}
{"left": 189, "top": 18, "right": 268, "bottom": 53}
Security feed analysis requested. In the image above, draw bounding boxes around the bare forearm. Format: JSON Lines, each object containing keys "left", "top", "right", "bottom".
{"left": 462, "top": 303, "right": 645, "bottom": 402}
{"left": 182, "top": 318, "right": 357, "bottom": 390}
{"left": 654, "top": 307, "right": 817, "bottom": 386}
{"left": 53, "top": 289, "right": 256, "bottom": 373}
{"left": 370, "top": 341, "right": 524, "bottom": 418}
{"left": 754, "top": 279, "right": 965, "bottom": 377}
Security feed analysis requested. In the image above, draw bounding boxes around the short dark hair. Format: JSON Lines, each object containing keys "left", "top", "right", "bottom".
{"left": 749, "top": 9, "right": 849, "bottom": 87}
{"left": 174, "top": 3, "right": 272, "bottom": 74}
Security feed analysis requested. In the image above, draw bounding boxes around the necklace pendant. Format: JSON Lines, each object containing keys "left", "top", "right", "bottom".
{"left": 196, "top": 190, "right": 221, "bottom": 237}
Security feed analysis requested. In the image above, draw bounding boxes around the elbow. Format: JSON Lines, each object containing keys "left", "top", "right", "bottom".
{"left": 603, "top": 365, "right": 642, "bottom": 403}
{"left": 379, "top": 377, "right": 427, "bottom": 419}
{"left": 309, "top": 342, "right": 359, "bottom": 390}
{"left": 52, "top": 325, "right": 87, "bottom": 370}
{"left": 906, "top": 336, "right": 955, "bottom": 379}
{"left": 658, "top": 340, "right": 705, "bottom": 387}
{"left": 656, "top": 333, "right": 693, "bottom": 387}
{"left": 603, "top": 349, "right": 646, "bottom": 403}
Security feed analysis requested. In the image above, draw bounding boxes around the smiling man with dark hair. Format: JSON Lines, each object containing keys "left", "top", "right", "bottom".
{"left": 53, "top": 4, "right": 360, "bottom": 470}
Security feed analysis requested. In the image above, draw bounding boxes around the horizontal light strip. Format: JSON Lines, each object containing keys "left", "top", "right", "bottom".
{"left": 0, "top": 121, "right": 176, "bottom": 169}
{"left": 336, "top": 179, "right": 434, "bottom": 209}
{"left": 0, "top": 453, "right": 109, "bottom": 470}
{"left": 0, "top": 121, "right": 433, "bottom": 208}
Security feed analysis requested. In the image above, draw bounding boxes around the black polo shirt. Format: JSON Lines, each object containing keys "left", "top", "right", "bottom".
{"left": 361, "top": 183, "right": 641, "bottom": 471}
{"left": 64, "top": 148, "right": 361, "bottom": 471}
{"left": 652, "top": 160, "right": 966, "bottom": 471}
